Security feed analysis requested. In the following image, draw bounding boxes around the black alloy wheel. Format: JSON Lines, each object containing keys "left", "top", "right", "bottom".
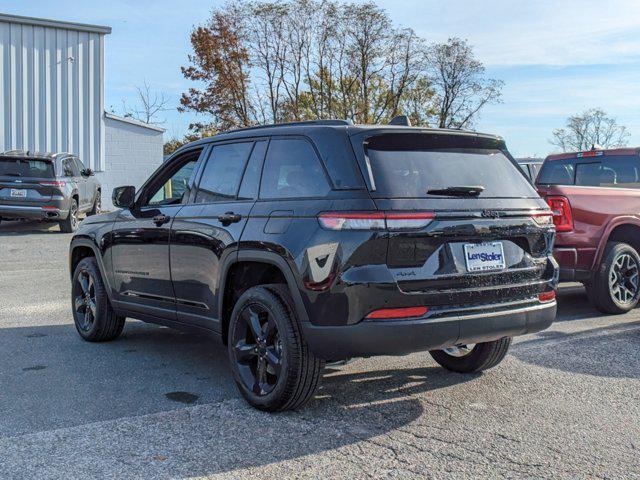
{"left": 231, "top": 303, "right": 283, "bottom": 396}
{"left": 73, "top": 269, "right": 97, "bottom": 332}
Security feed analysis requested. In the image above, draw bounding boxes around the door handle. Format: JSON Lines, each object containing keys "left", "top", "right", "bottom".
{"left": 153, "top": 214, "right": 171, "bottom": 226}
{"left": 218, "top": 211, "right": 242, "bottom": 225}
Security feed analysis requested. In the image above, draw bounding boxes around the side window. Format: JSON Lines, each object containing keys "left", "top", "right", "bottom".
{"left": 238, "top": 141, "right": 267, "bottom": 200}
{"left": 603, "top": 156, "right": 640, "bottom": 188}
{"left": 147, "top": 158, "right": 198, "bottom": 206}
{"left": 195, "top": 142, "right": 254, "bottom": 203}
{"left": 74, "top": 158, "right": 86, "bottom": 174}
{"left": 62, "top": 158, "right": 79, "bottom": 177}
{"left": 260, "top": 138, "right": 331, "bottom": 199}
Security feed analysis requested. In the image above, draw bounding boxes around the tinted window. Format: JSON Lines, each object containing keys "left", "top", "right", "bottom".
{"left": 0, "top": 158, "right": 55, "bottom": 178}
{"left": 366, "top": 148, "right": 538, "bottom": 198}
{"left": 148, "top": 160, "right": 197, "bottom": 206}
{"left": 62, "top": 158, "right": 79, "bottom": 177}
{"left": 196, "top": 142, "right": 254, "bottom": 203}
{"left": 260, "top": 138, "right": 331, "bottom": 199}
{"left": 536, "top": 160, "right": 575, "bottom": 185}
{"left": 538, "top": 155, "right": 640, "bottom": 188}
{"left": 238, "top": 141, "right": 267, "bottom": 200}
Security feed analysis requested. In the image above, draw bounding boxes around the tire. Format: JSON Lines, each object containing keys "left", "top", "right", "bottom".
{"left": 59, "top": 198, "right": 79, "bottom": 233}
{"left": 88, "top": 191, "right": 101, "bottom": 216}
{"left": 71, "top": 257, "right": 125, "bottom": 342}
{"left": 227, "top": 284, "right": 324, "bottom": 412}
{"left": 587, "top": 241, "right": 640, "bottom": 314}
{"left": 429, "top": 337, "right": 512, "bottom": 373}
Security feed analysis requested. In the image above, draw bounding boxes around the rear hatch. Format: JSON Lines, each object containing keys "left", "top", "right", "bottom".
{"left": 0, "top": 156, "right": 56, "bottom": 206}
{"left": 352, "top": 131, "right": 555, "bottom": 308}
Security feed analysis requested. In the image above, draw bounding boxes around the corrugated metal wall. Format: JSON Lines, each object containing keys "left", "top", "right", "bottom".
{"left": 0, "top": 18, "right": 107, "bottom": 170}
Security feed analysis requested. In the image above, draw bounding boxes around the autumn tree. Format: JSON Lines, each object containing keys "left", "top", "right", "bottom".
{"left": 179, "top": 4, "right": 254, "bottom": 133}
{"left": 427, "top": 37, "right": 503, "bottom": 129}
{"left": 550, "top": 108, "right": 630, "bottom": 151}
{"left": 121, "top": 80, "right": 170, "bottom": 125}
{"left": 179, "top": 1, "right": 499, "bottom": 133}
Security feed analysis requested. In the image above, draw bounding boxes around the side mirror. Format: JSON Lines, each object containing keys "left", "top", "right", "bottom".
{"left": 112, "top": 186, "right": 136, "bottom": 209}
{"left": 83, "top": 168, "right": 95, "bottom": 177}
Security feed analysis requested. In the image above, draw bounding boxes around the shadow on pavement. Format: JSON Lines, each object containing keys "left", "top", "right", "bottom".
{"left": 513, "top": 320, "right": 640, "bottom": 379}
{"left": 0, "top": 219, "right": 62, "bottom": 235}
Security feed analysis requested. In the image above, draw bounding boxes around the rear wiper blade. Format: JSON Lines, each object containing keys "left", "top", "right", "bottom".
{"left": 3, "top": 172, "right": 22, "bottom": 177}
{"left": 427, "top": 186, "right": 485, "bottom": 197}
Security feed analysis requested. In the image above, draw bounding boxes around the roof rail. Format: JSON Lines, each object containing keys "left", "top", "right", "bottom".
{"left": 225, "top": 119, "right": 353, "bottom": 135}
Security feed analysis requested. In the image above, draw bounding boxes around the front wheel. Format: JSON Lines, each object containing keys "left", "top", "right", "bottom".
{"left": 72, "top": 257, "right": 125, "bottom": 342}
{"left": 88, "top": 192, "right": 101, "bottom": 216}
{"left": 429, "top": 337, "right": 512, "bottom": 373}
{"left": 227, "top": 285, "right": 324, "bottom": 412}
{"left": 587, "top": 241, "right": 640, "bottom": 314}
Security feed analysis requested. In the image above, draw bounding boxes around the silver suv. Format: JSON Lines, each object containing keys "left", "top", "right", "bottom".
{"left": 0, "top": 150, "right": 101, "bottom": 232}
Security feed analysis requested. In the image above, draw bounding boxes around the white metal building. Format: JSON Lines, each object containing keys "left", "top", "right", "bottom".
{"left": 0, "top": 13, "right": 164, "bottom": 209}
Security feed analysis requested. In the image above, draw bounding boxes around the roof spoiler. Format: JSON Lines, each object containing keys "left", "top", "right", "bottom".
{"left": 388, "top": 115, "right": 411, "bottom": 127}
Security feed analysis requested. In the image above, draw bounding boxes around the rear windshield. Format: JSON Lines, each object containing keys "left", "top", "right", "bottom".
{"left": 0, "top": 157, "right": 55, "bottom": 178}
{"left": 365, "top": 147, "right": 538, "bottom": 198}
{"left": 537, "top": 155, "right": 640, "bottom": 188}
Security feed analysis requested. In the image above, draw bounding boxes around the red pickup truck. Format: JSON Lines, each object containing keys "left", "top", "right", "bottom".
{"left": 536, "top": 148, "right": 640, "bottom": 314}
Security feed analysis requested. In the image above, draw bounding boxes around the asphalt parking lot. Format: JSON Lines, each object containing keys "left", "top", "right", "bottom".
{"left": 0, "top": 219, "right": 639, "bottom": 479}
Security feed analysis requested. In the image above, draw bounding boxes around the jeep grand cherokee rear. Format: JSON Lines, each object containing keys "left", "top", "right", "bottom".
{"left": 68, "top": 122, "right": 557, "bottom": 412}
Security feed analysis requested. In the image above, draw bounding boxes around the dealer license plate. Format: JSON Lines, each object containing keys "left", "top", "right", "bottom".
{"left": 463, "top": 242, "right": 506, "bottom": 272}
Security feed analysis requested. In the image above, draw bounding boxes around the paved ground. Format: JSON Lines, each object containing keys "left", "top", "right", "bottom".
{"left": 0, "top": 219, "right": 638, "bottom": 479}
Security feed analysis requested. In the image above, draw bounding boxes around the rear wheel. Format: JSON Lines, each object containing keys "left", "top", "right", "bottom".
{"left": 72, "top": 257, "right": 125, "bottom": 342}
{"left": 429, "top": 337, "right": 512, "bottom": 373}
{"left": 227, "top": 285, "right": 324, "bottom": 412}
{"left": 59, "top": 198, "right": 79, "bottom": 233}
{"left": 587, "top": 241, "right": 640, "bottom": 314}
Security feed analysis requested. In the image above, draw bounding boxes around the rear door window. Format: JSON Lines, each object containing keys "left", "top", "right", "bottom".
{"left": 260, "top": 138, "right": 331, "bottom": 199}
{"left": 0, "top": 158, "right": 55, "bottom": 178}
{"left": 195, "top": 142, "right": 254, "bottom": 203}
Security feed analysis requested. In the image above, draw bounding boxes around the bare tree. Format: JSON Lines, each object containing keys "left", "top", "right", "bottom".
{"left": 550, "top": 108, "right": 630, "bottom": 151}
{"left": 122, "top": 80, "right": 171, "bottom": 125}
{"left": 427, "top": 38, "right": 503, "bottom": 129}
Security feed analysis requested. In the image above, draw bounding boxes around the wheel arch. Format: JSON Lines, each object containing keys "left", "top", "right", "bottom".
{"left": 219, "top": 250, "right": 309, "bottom": 344}
{"left": 594, "top": 217, "right": 640, "bottom": 269}
{"left": 69, "top": 239, "right": 115, "bottom": 303}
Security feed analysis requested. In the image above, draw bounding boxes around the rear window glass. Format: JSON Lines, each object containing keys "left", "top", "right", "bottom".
{"left": 537, "top": 155, "right": 640, "bottom": 188}
{"left": 0, "top": 158, "right": 55, "bottom": 178}
{"left": 365, "top": 147, "right": 537, "bottom": 198}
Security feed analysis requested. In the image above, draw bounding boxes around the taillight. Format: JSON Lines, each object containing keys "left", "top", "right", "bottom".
{"left": 318, "top": 211, "right": 435, "bottom": 231}
{"left": 545, "top": 196, "right": 573, "bottom": 232}
{"left": 538, "top": 291, "right": 556, "bottom": 303}
{"left": 39, "top": 181, "right": 66, "bottom": 187}
{"left": 365, "top": 306, "right": 429, "bottom": 320}
{"left": 531, "top": 211, "right": 554, "bottom": 227}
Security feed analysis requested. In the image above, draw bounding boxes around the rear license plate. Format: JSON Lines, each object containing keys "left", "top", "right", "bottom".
{"left": 464, "top": 242, "right": 506, "bottom": 272}
{"left": 10, "top": 189, "right": 27, "bottom": 198}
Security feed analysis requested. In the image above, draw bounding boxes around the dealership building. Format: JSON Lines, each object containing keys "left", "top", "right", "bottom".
{"left": 0, "top": 13, "right": 164, "bottom": 209}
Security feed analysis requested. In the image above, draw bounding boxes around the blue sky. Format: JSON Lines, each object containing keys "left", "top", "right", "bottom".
{"left": 5, "top": 0, "right": 640, "bottom": 157}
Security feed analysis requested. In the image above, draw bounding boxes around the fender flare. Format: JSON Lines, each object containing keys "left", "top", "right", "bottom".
{"left": 69, "top": 237, "right": 115, "bottom": 303}
{"left": 218, "top": 250, "right": 310, "bottom": 325}
{"left": 592, "top": 215, "right": 640, "bottom": 269}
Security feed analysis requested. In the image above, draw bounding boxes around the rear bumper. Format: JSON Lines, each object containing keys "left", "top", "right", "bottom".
{"left": 302, "top": 300, "right": 556, "bottom": 360}
{"left": 0, "top": 204, "right": 69, "bottom": 220}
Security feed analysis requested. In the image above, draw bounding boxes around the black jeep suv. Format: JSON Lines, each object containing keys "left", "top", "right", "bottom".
{"left": 69, "top": 120, "right": 558, "bottom": 411}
